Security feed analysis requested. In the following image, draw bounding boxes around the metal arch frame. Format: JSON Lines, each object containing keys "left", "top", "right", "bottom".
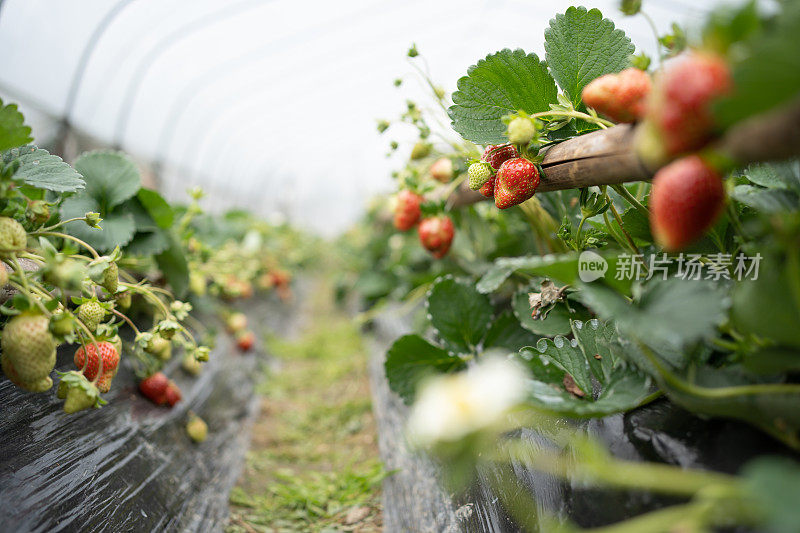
{"left": 151, "top": 0, "right": 417, "bottom": 169}
{"left": 111, "top": 0, "right": 269, "bottom": 148}
{"left": 56, "top": 0, "right": 137, "bottom": 154}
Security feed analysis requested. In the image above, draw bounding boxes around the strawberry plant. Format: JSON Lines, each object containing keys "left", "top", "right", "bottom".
{"left": 364, "top": 1, "right": 800, "bottom": 530}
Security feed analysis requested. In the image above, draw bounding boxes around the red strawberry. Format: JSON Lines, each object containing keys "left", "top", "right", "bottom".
{"left": 394, "top": 190, "right": 423, "bottom": 231}
{"left": 482, "top": 144, "right": 518, "bottom": 170}
{"left": 236, "top": 330, "right": 255, "bottom": 351}
{"left": 74, "top": 341, "right": 120, "bottom": 393}
{"left": 636, "top": 52, "right": 731, "bottom": 167}
{"left": 418, "top": 215, "right": 455, "bottom": 259}
{"left": 494, "top": 158, "right": 540, "bottom": 209}
{"left": 582, "top": 68, "right": 651, "bottom": 123}
{"left": 479, "top": 176, "right": 495, "bottom": 198}
{"left": 650, "top": 155, "right": 725, "bottom": 251}
{"left": 429, "top": 158, "right": 454, "bottom": 183}
{"left": 165, "top": 383, "right": 182, "bottom": 407}
{"left": 269, "top": 269, "right": 291, "bottom": 288}
{"left": 139, "top": 372, "right": 170, "bottom": 404}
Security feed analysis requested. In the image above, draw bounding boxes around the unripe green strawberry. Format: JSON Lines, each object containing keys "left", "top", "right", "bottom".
{"left": 1, "top": 313, "right": 57, "bottom": 392}
{"left": 74, "top": 341, "right": 120, "bottom": 393}
{"left": 0, "top": 216, "right": 27, "bottom": 255}
{"left": 27, "top": 200, "right": 50, "bottom": 225}
{"left": 49, "top": 312, "right": 75, "bottom": 338}
{"left": 226, "top": 312, "right": 248, "bottom": 334}
{"left": 507, "top": 117, "right": 537, "bottom": 145}
{"left": 410, "top": 142, "right": 431, "bottom": 160}
{"left": 468, "top": 162, "right": 493, "bottom": 190}
{"left": 189, "top": 271, "right": 207, "bottom": 296}
{"left": 636, "top": 52, "right": 731, "bottom": 168}
{"left": 115, "top": 291, "right": 131, "bottom": 311}
{"left": 186, "top": 414, "right": 208, "bottom": 443}
{"left": 102, "top": 262, "right": 119, "bottom": 293}
{"left": 146, "top": 334, "right": 172, "bottom": 361}
{"left": 57, "top": 371, "right": 102, "bottom": 414}
{"left": 582, "top": 67, "right": 651, "bottom": 123}
{"left": 650, "top": 155, "right": 725, "bottom": 251}
{"left": 77, "top": 301, "right": 105, "bottom": 332}
{"left": 182, "top": 353, "right": 203, "bottom": 375}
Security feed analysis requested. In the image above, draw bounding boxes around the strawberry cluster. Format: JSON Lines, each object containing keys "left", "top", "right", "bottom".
{"left": 468, "top": 145, "right": 541, "bottom": 209}
{"left": 393, "top": 189, "right": 455, "bottom": 260}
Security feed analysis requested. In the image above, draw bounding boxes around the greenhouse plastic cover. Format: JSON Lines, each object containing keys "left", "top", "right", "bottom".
{"left": 0, "top": 0, "right": 719, "bottom": 234}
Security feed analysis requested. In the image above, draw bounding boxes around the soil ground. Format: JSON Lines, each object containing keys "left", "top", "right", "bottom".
{"left": 226, "top": 276, "right": 385, "bottom": 533}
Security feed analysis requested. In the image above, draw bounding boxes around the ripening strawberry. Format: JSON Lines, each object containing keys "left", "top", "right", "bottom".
{"left": 418, "top": 215, "right": 455, "bottom": 259}
{"left": 650, "top": 155, "right": 725, "bottom": 251}
{"left": 582, "top": 68, "right": 651, "bottom": 123}
{"left": 429, "top": 158, "right": 454, "bottom": 183}
{"left": 482, "top": 144, "right": 518, "bottom": 170}
{"left": 1, "top": 313, "right": 57, "bottom": 392}
{"left": 236, "top": 330, "right": 255, "bottom": 351}
{"left": 479, "top": 176, "right": 496, "bottom": 198}
{"left": 139, "top": 372, "right": 170, "bottom": 405}
{"left": 186, "top": 414, "right": 208, "bottom": 443}
{"left": 393, "top": 190, "right": 424, "bottom": 231}
{"left": 494, "top": 158, "right": 540, "bottom": 209}
{"left": 74, "top": 341, "right": 120, "bottom": 393}
{"left": 636, "top": 52, "right": 732, "bottom": 167}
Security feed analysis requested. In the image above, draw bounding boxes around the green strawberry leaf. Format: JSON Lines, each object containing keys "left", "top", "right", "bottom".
{"left": 137, "top": 188, "right": 174, "bottom": 229}
{"left": 0, "top": 99, "right": 33, "bottom": 151}
{"left": 125, "top": 229, "right": 170, "bottom": 256}
{"left": 512, "top": 288, "right": 572, "bottom": 337}
{"left": 544, "top": 6, "right": 634, "bottom": 106}
{"left": 743, "top": 457, "right": 800, "bottom": 533}
{"left": 732, "top": 185, "right": 798, "bottom": 213}
{"left": 449, "top": 48, "right": 558, "bottom": 144}
{"left": 477, "top": 252, "right": 634, "bottom": 295}
{"left": 527, "top": 336, "right": 593, "bottom": 395}
{"left": 482, "top": 310, "right": 540, "bottom": 352}
{"left": 61, "top": 195, "right": 136, "bottom": 252}
{"left": 385, "top": 334, "right": 466, "bottom": 404}
{"left": 743, "top": 161, "right": 800, "bottom": 193}
{"left": 73, "top": 150, "right": 141, "bottom": 210}
{"left": 155, "top": 232, "right": 190, "bottom": 297}
{"left": 427, "top": 276, "right": 493, "bottom": 353}
{"left": 3, "top": 146, "right": 85, "bottom": 193}
{"left": 714, "top": 1, "right": 800, "bottom": 127}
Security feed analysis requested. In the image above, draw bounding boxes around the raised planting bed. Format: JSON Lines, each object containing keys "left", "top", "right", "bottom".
{"left": 0, "top": 292, "right": 301, "bottom": 532}
{"left": 367, "top": 305, "right": 800, "bottom": 532}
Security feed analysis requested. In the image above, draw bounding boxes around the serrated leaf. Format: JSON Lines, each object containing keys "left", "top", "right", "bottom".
{"left": 483, "top": 310, "right": 540, "bottom": 352}
{"left": 0, "top": 99, "right": 32, "bottom": 151}
{"left": 3, "top": 146, "right": 85, "bottom": 192}
{"left": 449, "top": 48, "right": 558, "bottom": 144}
{"left": 427, "top": 276, "right": 493, "bottom": 353}
{"left": 714, "top": 2, "right": 800, "bottom": 127}
{"left": 477, "top": 252, "right": 633, "bottom": 295}
{"left": 743, "top": 161, "right": 800, "bottom": 193}
{"left": 137, "top": 188, "right": 174, "bottom": 229}
{"left": 73, "top": 151, "right": 141, "bottom": 209}
{"left": 732, "top": 184, "right": 799, "bottom": 213}
{"left": 61, "top": 195, "right": 136, "bottom": 252}
{"left": 529, "top": 336, "right": 593, "bottom": 395}
{"left": 579, "top": 278, "right": 728, "bottom": 364}
{"left": 125, "top": 229, "right": 170, "bottom": 256}
{"left": 743, "top": 457, "right": 800, "bottom": 533}
{"left": 544, "top": 6, "right": 634, "bottom": 105}
{"left": 571, "top": 318, "right": 617, "bottom": 382}
{"left": 512, "top": 288, "right": 572, "bottom": 336}
{"left": 385, "top": 334, "right": 466, "bottom": 404}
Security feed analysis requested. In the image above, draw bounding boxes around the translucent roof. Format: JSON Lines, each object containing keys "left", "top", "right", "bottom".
{"left": 0, "top": 0, "right": 719, "bottom": 234}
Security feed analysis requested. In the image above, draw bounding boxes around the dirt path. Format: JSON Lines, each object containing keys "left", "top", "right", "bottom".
{"left": 227, "top": 276, "right": 384, "bottom": 533}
